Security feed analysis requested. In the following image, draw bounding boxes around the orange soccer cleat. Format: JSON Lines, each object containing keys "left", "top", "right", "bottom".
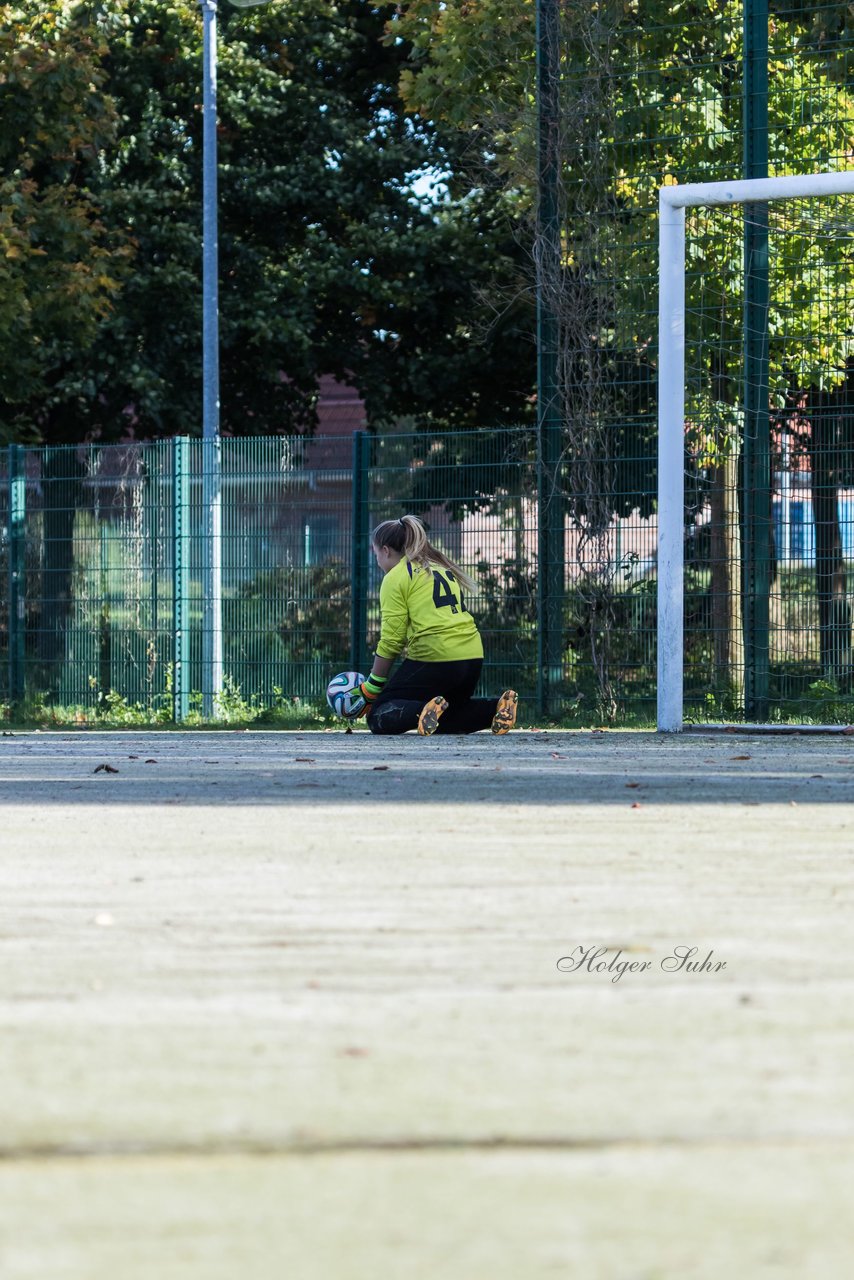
{"left": 417, "top": 696, "right": 448, "bottom": 736}
{"left": 491, "top": 690, "right": 518, "bottom": 735}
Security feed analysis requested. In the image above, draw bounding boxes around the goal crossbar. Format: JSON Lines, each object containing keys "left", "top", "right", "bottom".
{"left": 657, "top": 169, "right": 854, "bottom": 732}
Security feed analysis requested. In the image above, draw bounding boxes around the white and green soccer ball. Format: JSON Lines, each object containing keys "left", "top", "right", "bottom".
{"left": 326, "top": 671, "right": 367, "bottom": 719}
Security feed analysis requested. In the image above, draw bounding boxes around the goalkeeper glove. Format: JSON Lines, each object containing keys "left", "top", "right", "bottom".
{"left": 345, "top": 672, "right": 388, "bottom": 720}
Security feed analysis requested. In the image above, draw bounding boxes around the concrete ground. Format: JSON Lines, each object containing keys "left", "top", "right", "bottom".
{"left": 1, "top": 728, "right": 853, "bottom": 1278}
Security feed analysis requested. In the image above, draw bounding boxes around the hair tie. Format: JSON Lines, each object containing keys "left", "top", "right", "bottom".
{"left": 398, "top": 518, "right": 405, "bottom": 526}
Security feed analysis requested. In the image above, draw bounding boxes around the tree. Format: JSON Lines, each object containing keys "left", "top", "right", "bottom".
{"left": 1, "top": 1, "right": 534, "bottom": 444}
{"left": 0, "top": 1, "right": 133, "bottom": 444}
{"left": 394, "top": 0, "right": 854, "bottom": 701}
{"left": 21, "top": 0, "right": 531, "bottom": 442}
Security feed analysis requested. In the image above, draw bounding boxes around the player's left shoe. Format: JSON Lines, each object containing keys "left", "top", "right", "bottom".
{"left": 491, "top": 689, "right": 518, "bottom": 735}
{"left": 417, "top": 696, "right": 448, "bottom": 736}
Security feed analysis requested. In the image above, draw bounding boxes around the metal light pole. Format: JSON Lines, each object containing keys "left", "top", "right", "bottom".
{"left": 199, "top": 0, "right": 269, "bottom": 716}
{"left": 200, "top": 0, "right": 222, "bottom": 718}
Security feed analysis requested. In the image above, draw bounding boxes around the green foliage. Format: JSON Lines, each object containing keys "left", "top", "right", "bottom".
{"left": 208, "top": 676, "right": 330, "bottom": 727}
{"left": 2, "top": 664, "right": 334, "bottom": 728}
{"left": 407, "top": 428, "right": 536, "bottom": 518}
{"left": 0, "top": 1, "right": 133, "bottom": 441}
{"left": 393, "top": 0, "right": 535, "bottom": 166}
{"left": 0, "top": 0, "right": 533, "bottom": 443}
{"left": 98, "top": 686, "right": 171, "bottom": 725}
{"left": 0, "top": 686, "right": 334, "bottom": 728}
{"left": 474, "top": 549, "right": 538, "bottom": 687}
{"left": 396, "top": 0, "right": 854, "bottom": 422}
{"left": 230, "top": 559, "right": 351, "bottom": 669}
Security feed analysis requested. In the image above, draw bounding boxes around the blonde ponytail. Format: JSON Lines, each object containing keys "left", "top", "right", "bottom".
{"left": 371, "top": 514, "right": 478, "bottom": 594}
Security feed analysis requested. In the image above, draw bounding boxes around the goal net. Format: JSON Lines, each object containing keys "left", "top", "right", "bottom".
{"left": 657, "top": 172, "right": 854, "bottom": 730}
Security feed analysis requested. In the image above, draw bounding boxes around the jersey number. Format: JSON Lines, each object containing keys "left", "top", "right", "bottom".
{"left": 432, "top": 570, "right": 466, "bottom": 614}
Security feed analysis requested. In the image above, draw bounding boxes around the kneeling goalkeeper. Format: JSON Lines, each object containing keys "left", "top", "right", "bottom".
{"left": 346, "top": 514, "right": 517, "bottom": 736}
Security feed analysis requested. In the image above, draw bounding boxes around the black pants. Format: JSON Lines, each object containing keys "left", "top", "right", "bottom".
{"left": 366, "top": 658, "right": 499, "bottom": 735}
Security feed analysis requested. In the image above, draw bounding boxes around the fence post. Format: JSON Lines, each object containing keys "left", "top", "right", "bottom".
{"left": 536, "top": 0, "right": 564, "bottom": 718}
{"left": 172, "top": 436, "right": 190, "bottom": 722}
{"left": 350, "top": 430, "right": 370, "bottom": 674}
{"left": 7, "top": 444, "right": 26, "bottom": 706}
{"left": 201, "top": 434, "right": 223, "bottom": 718}
{"left": 743, "top": 0, "right": 770, "bottom": 720}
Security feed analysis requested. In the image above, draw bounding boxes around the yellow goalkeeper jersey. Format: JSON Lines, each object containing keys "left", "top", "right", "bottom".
{"left": 375, "top": 558, "right": 483, "bottom": 663}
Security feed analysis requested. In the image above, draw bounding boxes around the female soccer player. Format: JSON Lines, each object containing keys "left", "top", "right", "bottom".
{"left": 347, "top": 514, "right": 518, "bottom": 736}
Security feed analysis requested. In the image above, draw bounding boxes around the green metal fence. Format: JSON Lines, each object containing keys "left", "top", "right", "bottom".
{"left": 4, "top": 419, "right": 854, "bottom": 726}
{"left": 0, "top": 429, "right": 667, "bottom": 722}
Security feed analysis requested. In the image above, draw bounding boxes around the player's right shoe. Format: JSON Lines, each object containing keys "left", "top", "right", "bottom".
{"left": 491, "top": 689, "right": 518, "bottom": 735}
{"left": 417, "top": 696, "right": 448, "bottom": 736}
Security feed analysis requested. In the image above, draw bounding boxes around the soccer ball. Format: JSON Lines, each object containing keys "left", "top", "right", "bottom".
{"left": 326, "top": 670, "right": 367, "bottom": 719}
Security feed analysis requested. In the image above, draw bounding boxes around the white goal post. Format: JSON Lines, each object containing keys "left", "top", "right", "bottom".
{"left": 657, "top": 169, "right": 854, "bottom": 732}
